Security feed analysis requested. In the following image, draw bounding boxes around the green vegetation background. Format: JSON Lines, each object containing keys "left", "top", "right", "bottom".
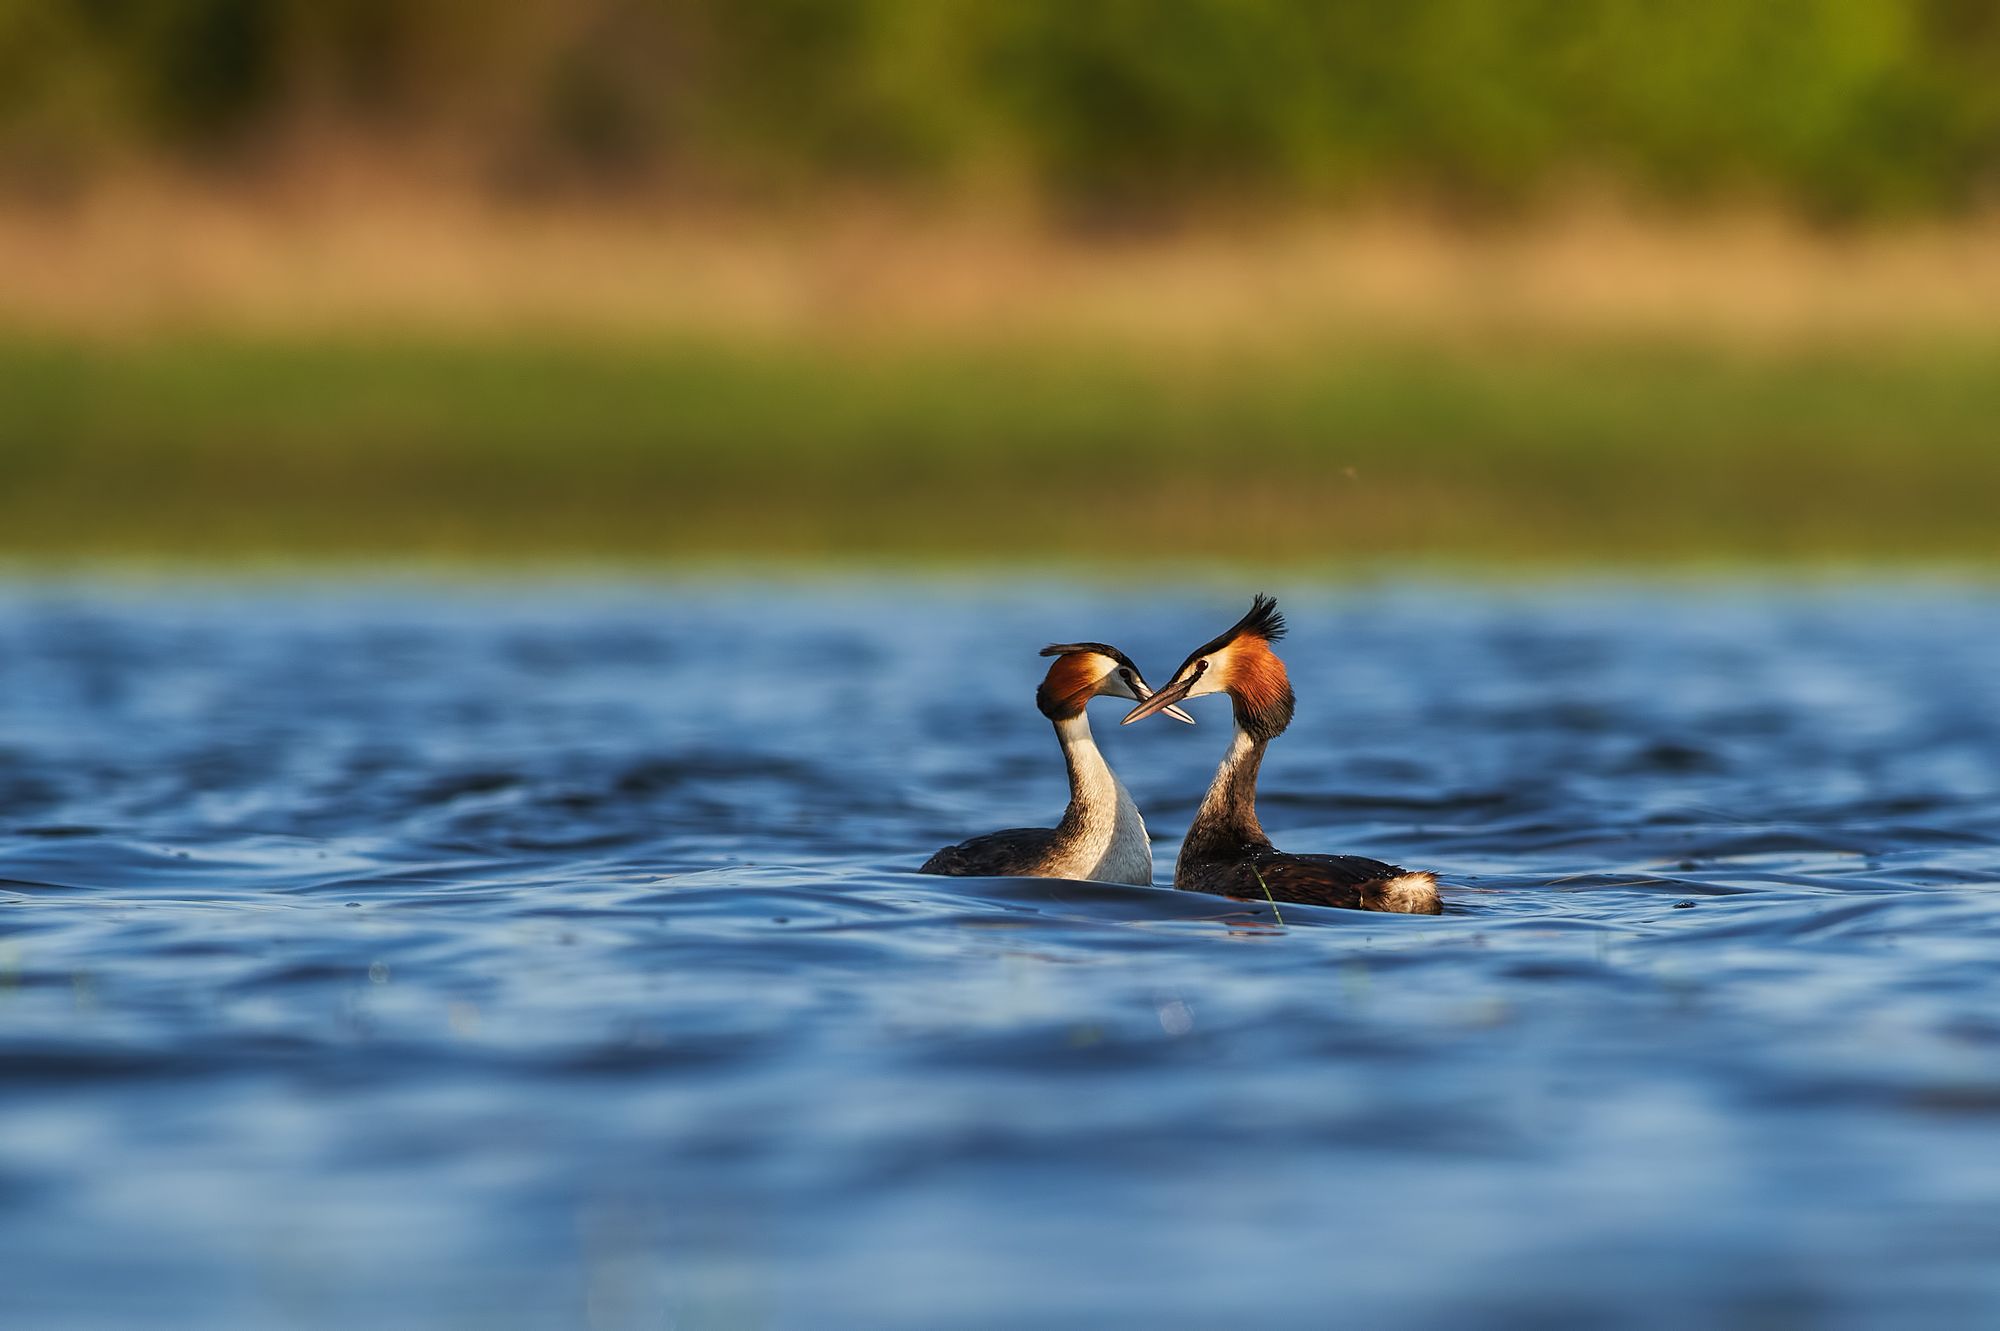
{"left": 7, "top": 0, "right": 2000, "bottom": 218}
{"left": 9, "top": 336, "right": 2000, "bottom": 568}
{"left": 5, "top": 1, "right": 2000, "bottom": 568}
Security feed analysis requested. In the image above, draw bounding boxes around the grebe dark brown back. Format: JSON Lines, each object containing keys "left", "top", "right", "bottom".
{"left": 1120, "top": 596, "right": 1442, "bottom": 914}
{"left": 920, "top": 643, "right": 1192, "bottom": 885}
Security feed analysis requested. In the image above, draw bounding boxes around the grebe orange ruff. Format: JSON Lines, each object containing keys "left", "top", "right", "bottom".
{"left": 921, "top": 644, "right": 1193, "bottom": 885}
{"left": 1121, "top": 596, "right": 1442, "bottom": 914}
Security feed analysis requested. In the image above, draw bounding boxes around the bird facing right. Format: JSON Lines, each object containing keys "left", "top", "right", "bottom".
{"left": 1121, "top": 595, "right": 1442, "bottom": 914}
{"left": 919, "top": 641, "right": 1191, "bottom": 885}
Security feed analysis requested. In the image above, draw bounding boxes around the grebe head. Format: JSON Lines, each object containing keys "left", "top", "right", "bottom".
{"left": 1119, "top": 594, "right": 1296, "bottom": 740}
{"left": 1035, "top": 643, "right": 1196, "bottom": 724}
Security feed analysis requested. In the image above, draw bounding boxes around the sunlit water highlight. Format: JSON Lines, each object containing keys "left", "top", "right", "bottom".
{"left": 3, "top": 579, "right": 1999, "bottom": 1329}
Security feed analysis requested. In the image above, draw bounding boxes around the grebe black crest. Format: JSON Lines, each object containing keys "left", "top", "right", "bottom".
{"left": 921, "top": 642, "right": 1192, "bottom": 886}
{"left": 1121, "top": 595, "right": 1442, "bottom": 915}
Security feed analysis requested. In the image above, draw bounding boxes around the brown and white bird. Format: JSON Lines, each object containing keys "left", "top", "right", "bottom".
{"left": 1120, "top": 596, "right": 1442, "bottom": 914}
{"left": 920, "top": 643, "right": 1193, "bottom": 885}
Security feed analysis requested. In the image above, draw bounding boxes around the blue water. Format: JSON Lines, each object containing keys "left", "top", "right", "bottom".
{"left": 4, "top": 578, "right": 2000, "bottom": 1329}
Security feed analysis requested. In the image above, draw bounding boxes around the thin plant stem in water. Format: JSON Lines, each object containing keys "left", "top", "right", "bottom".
{"left": 1251, "top": 864, "right": 1285, "bottom": 928}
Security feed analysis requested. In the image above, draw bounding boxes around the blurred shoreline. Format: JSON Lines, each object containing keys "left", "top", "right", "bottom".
{"left": 6, "top": 327, "right": 1998, "bottom": 569}
{"left": 6, "top": 180, "right": 2000, "bottom": 347}
{"left": 6, "top": 180, "right": 2000, "bottom": 570}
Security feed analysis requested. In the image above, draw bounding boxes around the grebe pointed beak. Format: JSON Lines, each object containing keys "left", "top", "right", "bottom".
{"left": 1122, "top": 674, "right": 1197, "bottom": 725}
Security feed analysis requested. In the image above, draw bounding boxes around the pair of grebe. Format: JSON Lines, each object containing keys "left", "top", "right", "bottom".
{"left": 921, "top": 596, "right": 1442, "bottom": 915}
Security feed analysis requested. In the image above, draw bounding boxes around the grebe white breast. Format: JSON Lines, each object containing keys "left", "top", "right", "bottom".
{"left": 920, "top": 643, "right": 1193, "bottom": 886}
{"left": 1121, "top": 596, "right": 1441, "bottom": 914}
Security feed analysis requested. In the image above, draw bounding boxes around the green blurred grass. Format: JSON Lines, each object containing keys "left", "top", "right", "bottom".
{"left": 5, "top": 334, "right": 1999, "bottom": 568}
{"left": 12, "top": 0, "right": 2000, "bottom": 220}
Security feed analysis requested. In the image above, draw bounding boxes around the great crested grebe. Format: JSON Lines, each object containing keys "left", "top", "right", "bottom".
{"left": 920, "top": 643, "right": 1193, "bottom": 885}
{"left": 1120, "top": 596, "right": 1442, "bottom": 914}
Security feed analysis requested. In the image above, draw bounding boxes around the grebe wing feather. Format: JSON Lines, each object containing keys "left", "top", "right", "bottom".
{"left": 919, "top": 827, "right": 1059, "bottom": 877}
{"left": 1194, "top": 853, "right": 1442, "bottom": 914}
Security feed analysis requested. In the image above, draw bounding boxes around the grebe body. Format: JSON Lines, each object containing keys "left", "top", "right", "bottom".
{"left": 1123, "top": 597, "right": 1441, "bottom": 914}
{"left": 921, "top": 643, "right": 1191, "bottom": 886}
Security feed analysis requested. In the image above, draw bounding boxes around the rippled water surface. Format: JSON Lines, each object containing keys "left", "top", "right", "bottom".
{"left": 5, "top": 578, "right": 2000, "bottom": 1329}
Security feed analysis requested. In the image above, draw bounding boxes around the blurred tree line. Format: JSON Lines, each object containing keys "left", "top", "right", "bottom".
{"left": 2, "top": 0, "right": 1997, "bottom": 218}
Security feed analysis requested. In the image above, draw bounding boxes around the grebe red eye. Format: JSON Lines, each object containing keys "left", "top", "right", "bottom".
{"left": 1193, "top": 659, "right": 1208, "bottom": 676}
